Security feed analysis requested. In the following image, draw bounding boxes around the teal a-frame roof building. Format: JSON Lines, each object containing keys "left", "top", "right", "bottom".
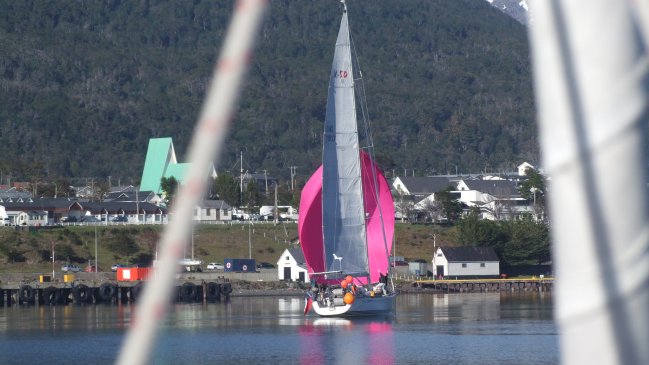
{"left": 140, "top": 137, "right": 216, "bottom": 194}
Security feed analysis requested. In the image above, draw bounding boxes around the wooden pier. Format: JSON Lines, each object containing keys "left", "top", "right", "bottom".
{"left": 413, "top": 277, "right": 554, "bottom": 293}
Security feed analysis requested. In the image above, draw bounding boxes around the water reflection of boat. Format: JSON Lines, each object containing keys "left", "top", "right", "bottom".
{"left": 299, "top": 318, "right": 395, "bottom": 365}
{"left": 312, "top": 318, "right": 353, "bottom": 327}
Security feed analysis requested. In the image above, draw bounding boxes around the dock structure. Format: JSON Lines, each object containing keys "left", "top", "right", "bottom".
{"left": 0, "top": 272, "right": 234, "bottom": 306}
{"left": 414, "top": 277, "right": 554, "bottom": 293}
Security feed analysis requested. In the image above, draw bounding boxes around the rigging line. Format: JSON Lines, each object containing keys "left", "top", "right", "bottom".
{"left": 350, "top": 28, "right": 392, "bottom": 277}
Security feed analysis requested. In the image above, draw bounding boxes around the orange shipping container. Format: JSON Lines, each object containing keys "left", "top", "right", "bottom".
{"left": 117, "top": 267, "right": 151, "bottom": 281}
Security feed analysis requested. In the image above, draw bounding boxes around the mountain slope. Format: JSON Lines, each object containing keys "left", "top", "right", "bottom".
{"left": 485, "top": 0, "right": 529, "bottom": 24}
{"left": 0, "top": 0, "right": 535, "bottom": 183}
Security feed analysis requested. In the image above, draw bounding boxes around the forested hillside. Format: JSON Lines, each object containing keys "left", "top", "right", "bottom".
{"left": 0, "top": 0, "right": 536, "bottom": 183}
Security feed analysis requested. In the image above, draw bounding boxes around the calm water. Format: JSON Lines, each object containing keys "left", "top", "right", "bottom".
{"left": 0, "top": 293, "right": 557, "bottom": 365}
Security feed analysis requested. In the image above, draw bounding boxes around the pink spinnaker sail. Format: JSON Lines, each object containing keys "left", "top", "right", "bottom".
{"left": 299, "top": 151, "right": 394, "bottom": 284}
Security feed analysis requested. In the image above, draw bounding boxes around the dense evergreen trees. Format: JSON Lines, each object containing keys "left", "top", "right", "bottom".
{"left": 0, "top": 0, "right": 535, "bottom": 183}
{"left": 212, "top": 172, "right": 239, "bottom": 206}
{"left": 159, "top": 176, "right": 178, "bottom": 203}
{"left": 457, "top": 212, "right": 550, "bottom": 267}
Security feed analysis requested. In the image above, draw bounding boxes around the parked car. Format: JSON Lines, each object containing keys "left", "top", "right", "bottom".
{"left": 112, "top": 263, "right": 139, "bottom": 271}
{"left": 111, "top": 216, "right": 128, "bottom": 222}
{"left": 206, "top": 262, "right": 224, "bottom": 270}
{"left": 256, "top": 262, "right": 275, "bottom": 269}
{"left": 390, "top": 260, "right": 409, "bottom": 267}
{"left": 61, "top": 216, "right": 77, "bottom": 223}
{"left": 61, "top": 264, "right": 81, "bottom": 272}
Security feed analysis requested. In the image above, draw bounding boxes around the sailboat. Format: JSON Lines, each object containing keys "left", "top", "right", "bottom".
{"left": 299, "top": 1, "right": 396, "bottom": 317}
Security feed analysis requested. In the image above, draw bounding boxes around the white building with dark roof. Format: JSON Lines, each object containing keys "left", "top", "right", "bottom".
{"left": 456, "top": 179, "right": 532, "bottom": 220}
{"left": 393, "top": 176, "right": 452, "bottom": 199}
{"left": 277, "top": 247, "right": 309, "bottom": 283}
{"left": 3, "top": 198, "right": 84, "bottom": 224}
{"left": 14, "top": 210, "right": 48, "bottom": 226}
{"left": 194, "top": 200, "right": 232, "bottom": 222}
{"left": 392, "top": 176, "right": 455, "bottom": 220}
{"left": 432, "top": 246, "right": 500, "bottom": 278}
{"left": 83, "top": 201, "right": 166, "bottom": 224}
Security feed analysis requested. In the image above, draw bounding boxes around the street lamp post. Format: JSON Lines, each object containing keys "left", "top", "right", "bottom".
{"left": 530, "top": 187, "right": 538, "bottom": 220}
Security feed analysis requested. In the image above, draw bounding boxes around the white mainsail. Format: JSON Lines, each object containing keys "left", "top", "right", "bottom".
{"left": 528, "top": 1, "right": 649, "bottom": 364}
{"left": 321, "top": 7, "right": 368, "bottom": 276}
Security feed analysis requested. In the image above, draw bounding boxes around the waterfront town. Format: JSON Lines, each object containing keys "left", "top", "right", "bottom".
{"left": 0, "top": 137, "right": 548, "bottom": 280}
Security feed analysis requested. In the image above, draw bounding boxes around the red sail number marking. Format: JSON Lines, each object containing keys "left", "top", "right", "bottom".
{"left": 333, "top": 69, "right": 348, "bottom": 78}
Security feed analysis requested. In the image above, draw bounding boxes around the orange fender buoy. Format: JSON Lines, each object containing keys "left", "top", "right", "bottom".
{"left": 345, "top": 275, "right": 353, "bottom": 283}
{"left": 341, "top": 280, "right": 348, "bottom": 289}
{"left": 344, "top": 292, "right": 355, "bottom": 305}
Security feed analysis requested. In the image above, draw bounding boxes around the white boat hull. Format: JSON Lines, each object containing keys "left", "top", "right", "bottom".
{"left": 311, "top": 293, "right": 396, "bottom": 317}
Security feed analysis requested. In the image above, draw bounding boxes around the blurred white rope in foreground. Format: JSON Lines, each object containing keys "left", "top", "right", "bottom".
{"left": 116, "top": 1, "right": 267, "bottom": 364}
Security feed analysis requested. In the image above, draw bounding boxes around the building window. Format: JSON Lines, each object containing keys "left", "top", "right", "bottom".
{"left": 480, "top": 263, "right": 485, "bottom": 267}
{"left": 462, "top": 263, "right": 467, "bottom": 268}
{"left": 437, "top": 253, "right": 442, "bottom": 257}
{"left": 286, "top": 256, "right": 290, "bottom": 261}
{"left": 206, "top": 209, "right": 211, "bottom": 216}
{"left": 194, "top": 208, "right": 198, "bottom": 216}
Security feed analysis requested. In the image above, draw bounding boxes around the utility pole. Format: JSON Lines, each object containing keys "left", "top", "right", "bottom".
{"left": 248, "top": 224, "right": 252, "bottom": 259}
{"left": 433, "top": 233, "right": 436, "bottom": 252}
{"left": 274, "top": 184, "right": 278, "bottom": 225}
{"left": 51, "top": 241, "right": 56, "bottom": 278}
{"left": 264, "top": 170, "right": 268, "bottom": 196}
{"left": 240, "top": 151, "right": 244, "bottom": 207}
{"left": 136, "top": 188, "right": 139, "bottom": 224}
{"left": 290, "top": 166, "right": 297, "bottom": 191}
